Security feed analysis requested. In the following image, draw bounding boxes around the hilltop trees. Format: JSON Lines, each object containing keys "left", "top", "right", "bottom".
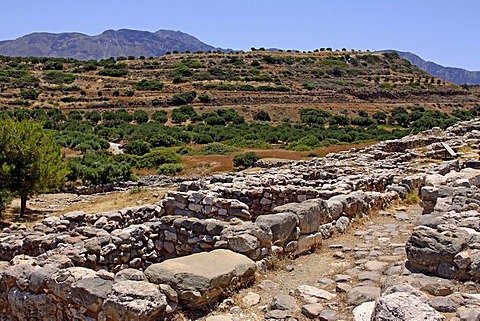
{"left": 0, "top": 116, "right": 67, "bottom": 217}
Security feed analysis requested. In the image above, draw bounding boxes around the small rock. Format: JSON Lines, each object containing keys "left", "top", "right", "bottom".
{"left": 333, "top": 274, "right": 351, "bottom": 283}
{"left": 318, "top": 309, "right": 337, "bottom": 321}
{"left": 270, "top": 294, "right": 299, "bottom": 312}
{"left": 296, "top": 285, "right": 336, "bottom": 302}
{"left": 428, "top": 296, "right": 457, "bottom": 312}
{"left": 395, "top": 213, "right": 409, "bottom": 221}
{"left": 336, "top": 283, "right": 352, "bottom": 293}
{"left": 259, "top": 280, "right": 279, "bottom": 290}
{"left": 347, "top": 286, "right": 381, "bottom": 306}
{"left": 333, "top": 251, "right": 345, "bottom": 259}
{"left": 302, "top": 303, "right": 323, "bottom": 319}
{"left": 242, "top": 292, "right": 260, "bottom": 307}
{"left": 285, "top": 265, "right": 295, "bottom": 272}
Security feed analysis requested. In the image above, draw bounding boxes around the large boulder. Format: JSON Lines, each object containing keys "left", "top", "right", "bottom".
{"left": 144, "top": 249, "right": 256, "bottom": 306}
{"left": 406, "top": 226, "right": 468, "bottom": 278}
{"left": 255, "top": 212, "right": 298, "bottom": 245}
{"left": 272, "top": 199, "right": 328, "bottom": 234}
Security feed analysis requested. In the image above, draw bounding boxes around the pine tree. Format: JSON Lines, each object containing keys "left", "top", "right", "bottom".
{"left": 0, "top": 115, "right": 67, "bottom": 217}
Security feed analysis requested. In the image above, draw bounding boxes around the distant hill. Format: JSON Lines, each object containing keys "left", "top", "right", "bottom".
{"left": 0, "top": 29, "right": 218, "bottom": 60}
{"left": 385, "top": 50, "right": 480, "bottom": 85}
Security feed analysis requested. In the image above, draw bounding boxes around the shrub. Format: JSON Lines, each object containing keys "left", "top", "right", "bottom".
{"left": 133, "top": 110, "right": 149, "bottom": 123}
{"left": 67, "top": 152, "right": 133, "bottom": 186}
{"left": 253, "top": 110, "right": 271, "bottom": 122}
{"left": 19, "top": 88, "right": 39, "bottom": 100}
{"left": 302, "top": 83, "right": 316, "bottom": 90}
{"left": 43, "top": 71, "right": 76, "bottom": 84}
{"left": 233, "top": 152, "right": 262, "bottom": 168}
{"left": 138, "top": 148, "right": 181, "bottom": 169}
{"left": 132, "top": 79, "right": 164, "bottom": 91}
{"left": 157, "top": 163, "right": 183, "bottom": 176}
{"left": 149, "top": 134, "right": 178, "bottom": 148}
{"left": 168, "top": 91, "right": 197, "bottom": 106}
{"left": 124, "top": 140, "right": 151, "bottom": 156}
{"left": 152, "top": 110, "right": 167, "bottom": 123}
{"left": 198, "top": 93, "right": 211, "bottom": 103}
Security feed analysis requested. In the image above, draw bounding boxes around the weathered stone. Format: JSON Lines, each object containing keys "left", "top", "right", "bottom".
{"left": 347, "top": 286, "right": 381, "bottom": 306}
{"left": 103, "top": 281, "right": 168, "bottom": 320}
{"left": 302, "top": 303, "right": 323, "bottom": 318}
{"left": 114, "top": 268, "right": 146, "bottom": 282}
{"left": 255, "top": 212, "right": 298, "bottom": 245}
{"left": 296, "top": 285, "right": 336, "bottom": 303}
{"left": 352, "top": 301, "right": 375, "bottom": 321}
{"left": 273, "top": 199, "right": 328, "bottom": 234}
{"left": 371, "top": 291, "right": 445, "bottom": 321}
{"left": 71, "top": 277, "right": 113, "bottom": 313}
{"left": 428, "top": 296, "right": 457, "bottom": 313}
{"left": 145, "top": 249, "right": 255, "bottom": 306}
{"left": 270, "top": 294, "right": 299, "bottom": 312}
{"left": 241, "top": 292, "right": 260, "bottom": 307}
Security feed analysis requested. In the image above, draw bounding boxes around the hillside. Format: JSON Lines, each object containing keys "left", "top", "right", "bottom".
{"left": 1, "top": 50, "right": 479, "bottom": 123}
{"left": 0, "top": 29, "right": 218, "bottom": 60}
{"left": 390, "top": 50, "right": 480, "bottom": 85}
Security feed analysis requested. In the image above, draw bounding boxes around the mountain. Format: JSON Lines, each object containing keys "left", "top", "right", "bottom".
{"left": 387, "top": 50, "right": 480, "bottom": 85}
{"left": 0, "top": 29, "right": 218, "bottom": 60}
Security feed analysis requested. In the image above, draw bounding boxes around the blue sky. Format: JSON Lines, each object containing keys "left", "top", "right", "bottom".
{"left": 1, "top": 0, "right": 479, "bottom": 70}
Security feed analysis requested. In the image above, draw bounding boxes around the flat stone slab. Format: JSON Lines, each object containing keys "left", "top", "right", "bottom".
{"left": 145, "top": 249, "right": 256, "bottom": 307}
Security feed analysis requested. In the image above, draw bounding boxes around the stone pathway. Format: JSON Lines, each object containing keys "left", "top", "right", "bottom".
{"left": 201, "top": 203, "right": 480, "bottom": 321}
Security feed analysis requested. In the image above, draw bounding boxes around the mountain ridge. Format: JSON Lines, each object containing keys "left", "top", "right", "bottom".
{"left": 0, "top": 29, "right": 218, "bottom": 60}
{"left": 385, "top": 50, "right": 480, "bottom": 85}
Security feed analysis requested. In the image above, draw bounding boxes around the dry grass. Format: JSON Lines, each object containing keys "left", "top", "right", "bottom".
{"left": 1, "top": 188, "right": 169, "bottom": 226}
{"left": 178, "top": 142, "right": 375, "bottom": 176}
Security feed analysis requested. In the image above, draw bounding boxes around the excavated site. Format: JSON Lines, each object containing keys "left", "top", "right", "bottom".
{"left": 2, "top": 120, "right": 480, "bottom": 320}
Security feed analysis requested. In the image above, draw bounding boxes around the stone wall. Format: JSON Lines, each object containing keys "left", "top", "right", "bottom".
{"left": 3, "top": 119, "right": 480, "bottom": 319}
{"left": 406, "top": 167, "right": 480, "bottom": 280}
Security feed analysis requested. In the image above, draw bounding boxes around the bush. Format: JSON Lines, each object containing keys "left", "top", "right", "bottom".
{"left": 157, "top": 163, "right": 183, "bottom": 176}
{"left": 133, "top": 110, "right": 149, "bottom": 123}
{"left": 233, "top": 152, "right": 262, "bottom": 168}
{"left": 253, "top": 110, "right": 271, "bottom": 122}
{"left": 124, "top": 140, "right": 151, "bottom": 156}
{"left": 138, "top": 148, "right": 181, "bottom": 169}
{"left": 149, "top": 134, "right": 178, "bottom": 148}
{"left": 198, "top": 93, "right": 211, "bottom": 103}
{"left": 43, "top": 71, "right": 76, "bottom": 84}
{"left": 98, "top": 63, "right": 128, "bottom": 77}
{"left": 67, "top": 152, "right": 132, "bottom": 186}
{"left": 152, "top": 110, "right": 167, "bottom": 123}
{"left": 168, "top": 91, "right": 197, "bottom": 106}
{"left": 171, "top": 105, "right": 197, "bottom": 124}
{"left": 19, "top": 88, "right": 39, "bottom": 100}
{"left": 132, "top": 79, "right": 164, "bottom": 91}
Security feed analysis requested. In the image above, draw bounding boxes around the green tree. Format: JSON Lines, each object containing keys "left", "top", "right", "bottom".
{"left": 124, "top": 140, "right": 151, "bottom": 156}
{"left": 253, "top": 110, "right": 271, "bottom": 122}
{"left": 0, "top": 116, "right": 67, "bottom": 217}
{"left": 133, "top": 110, "right": 149, "bottom": 123}
{"left": 233, "top": 152, "right": 262, "bottom": 168}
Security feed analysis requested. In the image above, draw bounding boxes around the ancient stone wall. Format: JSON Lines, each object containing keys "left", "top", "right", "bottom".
{"left": 2, "top": 119, "right": 480, "bottom": 319}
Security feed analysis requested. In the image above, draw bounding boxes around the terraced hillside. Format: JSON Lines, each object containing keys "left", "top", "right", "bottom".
{"left": 1, "top": 50, "right": 479, "bottom": 121}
